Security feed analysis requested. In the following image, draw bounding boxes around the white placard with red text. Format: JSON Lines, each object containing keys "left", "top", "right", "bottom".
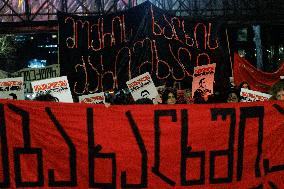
{"left": 0, "top": 77, "right": 24, "bottom": 100}
{"left": 126, "top": 72, "right": 158, "bottom": 103}
{"left": 240, "top": 88, "right": 271, "bottom": 102}
{"left": 79, "top": 92, "right": 105, "bottom": 104}
{"left": 31, "top": 76, "right": 73, "bottom": 102}
{"left": 192, "top": 63, "right": 216, "bottom": 97}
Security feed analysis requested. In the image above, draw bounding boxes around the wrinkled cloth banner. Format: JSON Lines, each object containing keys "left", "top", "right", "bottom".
{"left": 0, "top": 99, "right": 283, "bottom": 188}
{"left": 234, "top": 53, "right": 284, "bottom": 92}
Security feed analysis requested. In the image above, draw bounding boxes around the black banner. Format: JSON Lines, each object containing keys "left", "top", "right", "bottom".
{"left": 58, "top": 2, "right": 231, "bottom": 95}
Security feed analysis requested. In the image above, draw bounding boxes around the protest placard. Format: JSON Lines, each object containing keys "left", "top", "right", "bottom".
{"left": 192, "top": 63, "right": 216, "bottom": 98}
{"left": 79, "top": 92, "right": 105, "bottom": 104}
{"left": 126, "top": 72, "right": 159, "bottom": 103}
{"left": 240, "top": 88, "right": 272, "bottom": 102}
{"left": 0, "top": 77, "right": 24, "bottom": 100}
{"left": 31, "top": 76, "right": 73, "bottom": 102}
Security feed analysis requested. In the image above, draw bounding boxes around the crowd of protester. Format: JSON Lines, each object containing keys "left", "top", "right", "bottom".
{"left": 32, "top": 79, "right": 284, "bottom": 104}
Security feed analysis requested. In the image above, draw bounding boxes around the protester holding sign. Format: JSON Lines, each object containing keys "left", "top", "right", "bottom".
{"left": 184, "top": 89, "right": 194, "bottom": 104}
{"left": 162, "top": 88, "right": 177, "bottom": 104}
{"left": 33, "top": 93, "right": 59, "bottom": 102}
{"left": 238, "top": 81, "right": 250, "bottom": 90}
{"left": 238, "top": 81, "right": 251, "bottom": 101}
{"left": 226, "top": 88, "right": 240, "bottom": 103}
{"left": 135, "top": 98, "right": 154, "bottom": 104}
{"left": 194, "top": 90, "right": 214, "bottom": 104}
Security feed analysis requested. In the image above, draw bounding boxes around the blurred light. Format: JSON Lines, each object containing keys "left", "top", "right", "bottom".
{"left": 37, "top": 44, "right": 57, "bottom": 48}
{"left": 25, "top": 93, "right": 36, "bottom": 99}
{"left": 30, "top": 36, "right": 34, "bottom": 40}
{"left": 45, "top": 44, "right": 57, "bottom": 48}
{"left": 27, "top": 59, "right": 47, "bottom": 68}
{"left": 15, "top": 35, "right": 26, "bottom": 42}
{"left": 52, "top": 34, "right": 57, "bottom": 39}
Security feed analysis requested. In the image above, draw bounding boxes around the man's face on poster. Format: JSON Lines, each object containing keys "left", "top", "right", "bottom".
{"left": 141, "top": 90, "right": 150, "bottom": 98}
{"left": 199, "top": 78, "right": 207, "bottom": 89}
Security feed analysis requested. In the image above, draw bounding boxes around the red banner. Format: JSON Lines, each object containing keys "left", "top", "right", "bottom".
{"left": 0, "top": 99, "right": 284, "bottom": 188}
{"left": 233, "top": 53, "right": 284, "bottom": 92}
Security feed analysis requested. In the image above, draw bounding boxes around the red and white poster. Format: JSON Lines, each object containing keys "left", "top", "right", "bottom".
{"left": 192, "top": 63, "right": 216, "bottom": 98}
{"left": 31, "top": 76, "right": 73, "bottom": 102}
{"left": 79, "top": 92, "right": 105, "bottom": 104}
{"left": 240, "top": 88, "right": 272, "bottom": 102}
{"left": 126, "top": 72, "right": 159, "bottom": 103}
{"left": 0, "top": 77, "right": 24, "bottom": 100}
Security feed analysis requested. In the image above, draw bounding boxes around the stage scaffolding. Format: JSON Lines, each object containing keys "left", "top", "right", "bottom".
{"left": 0, "top": 0, "right": 283, "bottom": 72}
{"left": 0, "top": 0, "right": 283, "bottom": 22}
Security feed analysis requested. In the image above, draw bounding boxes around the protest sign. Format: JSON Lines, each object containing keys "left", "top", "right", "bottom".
{"left": 192, "top": 63, "right": 216, "bottom": 97}
{"left": 126, "top": 72, "right": 159, "bottom": 103}
{"left": 240, "top": 88, "right": 272, "bottom": 102}
{"left": 79, "top": 92, "right": 105, "bottom": 104}
{"left": 31, "top": 76, "right": 73, "bottom": 102}
{"left": 0, "top": 77, "right": 24, "bottom": 100}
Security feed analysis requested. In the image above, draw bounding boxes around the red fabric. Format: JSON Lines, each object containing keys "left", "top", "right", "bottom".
{"left": 1, "top": 99, "right": 284, "bottom": 188}
{"left": 233, "top": 53, "right": 284, "bottom": 92}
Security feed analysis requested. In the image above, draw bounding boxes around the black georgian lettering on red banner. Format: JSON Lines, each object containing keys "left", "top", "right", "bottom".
{"left": 237, "top": 106, "right": 264, "bottom": 181}
{"left": 121, "top": 111, "right": 148, "bottom": 188}
{"left": 180, "top": 109, "right": 205, "bottom": 185}
{"left": 87, "top": 108, "right": 116, "bottom": 188}
{"left": 0, "top": 104, "right": 10, "bottom": 187}
{"left": 45, "top": 107, "right": 77, "bottom": 186}
{"left": 272, "top": 103, "right": 284, "bottom": 114}
{"left": 263, "top": 104, "right": 284, "bottom": 174}
{"left": 8, "top": 104, "right": 44, "bottom": 187}
{"left": 152, "top": 110, "right": 177, "bottom": 186}
{"left": 209, "top": 108, "right": 236, "bottom": 184}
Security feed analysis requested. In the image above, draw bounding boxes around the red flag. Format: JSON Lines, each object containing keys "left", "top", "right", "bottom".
{"left": 233, "top": 53, "right": 284, "bottom": 92}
